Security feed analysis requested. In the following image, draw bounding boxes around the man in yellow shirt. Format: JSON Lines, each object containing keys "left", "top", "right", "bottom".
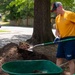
{"left": 51, "top": 2, "right": 75, "bottom": 75}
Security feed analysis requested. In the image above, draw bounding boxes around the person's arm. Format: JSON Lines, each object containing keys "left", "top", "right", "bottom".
{"left": 55, "top": 29, "right": 60, "bottom": 37}
{"left": 55, "top": 16, "right": 60, "bottom": 37}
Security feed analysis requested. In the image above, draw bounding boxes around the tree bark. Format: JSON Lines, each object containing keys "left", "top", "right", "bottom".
{"left": 27, "top": 0, "right": 54, "bottom": 45}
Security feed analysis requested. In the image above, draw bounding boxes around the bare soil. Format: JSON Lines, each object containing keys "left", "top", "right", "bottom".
{"left": 0, "top": 42, "right": 70, "bottom": 75}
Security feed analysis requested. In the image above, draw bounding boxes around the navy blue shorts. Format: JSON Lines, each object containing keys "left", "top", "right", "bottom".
{"left": 56, "top": 37, "right": 75, "bottom": 60}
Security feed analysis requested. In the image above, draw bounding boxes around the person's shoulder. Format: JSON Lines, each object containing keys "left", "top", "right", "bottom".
{"left": 56, "top": 14, "right": 60, "bottom": 19}
{"left": 65, "top": 10, "right": 75, "bottom": 19}
{"left": 65, "top": 10, "right": 75, "bottom": 15}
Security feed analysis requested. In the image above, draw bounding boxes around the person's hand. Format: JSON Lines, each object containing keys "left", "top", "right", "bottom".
{"left": 54, "top": 38, "right": 60, "bottom": 44}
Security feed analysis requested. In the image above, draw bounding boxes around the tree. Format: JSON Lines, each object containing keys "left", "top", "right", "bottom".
{"left": 0, "top": 0, "right": 74, "bottom": 45}
{"left": 27, "top": 0, "right": 54, "bottom": 45}
{"left": 0, "top": 0, "right": 34, "bottom": 25}
{"left": 27, "top": 0, "right": 75, "bottom": 45}
{"left": 6, "top": 0, "right": 34, "bottom": 20}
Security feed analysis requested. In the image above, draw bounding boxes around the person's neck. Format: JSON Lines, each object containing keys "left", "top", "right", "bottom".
{"left": 60, "top": 9, "right": 65, "bottom": 16}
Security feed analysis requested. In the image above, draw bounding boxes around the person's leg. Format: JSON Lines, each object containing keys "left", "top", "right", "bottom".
{"left": 65, "top": 40, "right": 75, "bottom": 75}
{"left": 68, "top": 60, "right": 75, "bottom": 75}
{"left": 56, "top": 58, "right": 63, "bottom": 66}
{"left": 56, "top": 42, "right": 65, "bottom": 66}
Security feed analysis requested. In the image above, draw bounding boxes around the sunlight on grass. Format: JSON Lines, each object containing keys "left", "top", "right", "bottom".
{"left": 0, "top": 29, "right": 10, "bottom": 32}
{"left": 0, "top": 21, "right": 10, "bottom": 25}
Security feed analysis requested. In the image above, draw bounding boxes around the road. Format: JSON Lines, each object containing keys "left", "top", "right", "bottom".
{"left": 0, "top": 26, "right": 33, "bottom": 47}
{"left": 0, "top": 26, "right": 56, "bottom": 48}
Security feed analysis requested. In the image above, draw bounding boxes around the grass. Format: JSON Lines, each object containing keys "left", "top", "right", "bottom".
{"left": 0, "top": 20, "right": 10, "bottom": 32}
{"left": 0, "top": 21, "right": 10, "bottom": 26}
{"left": 0, "top": 29, "right": 10, "bottom": 32}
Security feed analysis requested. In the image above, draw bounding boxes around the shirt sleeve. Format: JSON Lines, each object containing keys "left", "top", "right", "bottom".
{"left": 55, "top": 17, "right": 58, "bottom": 29}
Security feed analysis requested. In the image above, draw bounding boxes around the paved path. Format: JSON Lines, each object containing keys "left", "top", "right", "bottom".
{"left": 0, "top": 26, "right": 56, "bottom": 48}
{"left": 0, "top": 26, "right": 33, "bottom": 47}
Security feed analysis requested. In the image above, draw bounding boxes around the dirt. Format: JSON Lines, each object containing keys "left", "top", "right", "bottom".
{"left": 0, "top": 42, "right": 70, "bottom": 75}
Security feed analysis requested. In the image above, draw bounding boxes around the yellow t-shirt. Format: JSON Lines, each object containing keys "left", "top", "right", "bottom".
{"left": 55, "top": 10, "right": 75, "bottom": 38}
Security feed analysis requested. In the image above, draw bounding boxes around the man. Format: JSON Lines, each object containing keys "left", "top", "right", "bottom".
{"left": 51, "top": 2, "right": 75, "bottom": 75}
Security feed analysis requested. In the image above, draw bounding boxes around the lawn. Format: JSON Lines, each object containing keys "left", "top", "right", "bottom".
{"left": 0, "top": 29, "right": 10, "bottom": 32}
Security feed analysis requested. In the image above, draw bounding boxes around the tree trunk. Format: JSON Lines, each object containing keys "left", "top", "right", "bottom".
{"left": 27, "top": 0, "right": 54, "bottom": 45}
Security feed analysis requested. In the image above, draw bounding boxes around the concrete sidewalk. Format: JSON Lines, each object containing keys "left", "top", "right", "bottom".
{"left": 0, "top": 26, "right": 33, "bottom": 47}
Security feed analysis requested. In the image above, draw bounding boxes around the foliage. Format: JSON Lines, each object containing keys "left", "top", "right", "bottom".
{"left": 0, "top": 0, "right": 34, "bottom": 20}
{"left": 0, "top": 0, "right": 74, "bottom": 21}
{"left": 0, "top": 0, "right": 11, "bottom": 12}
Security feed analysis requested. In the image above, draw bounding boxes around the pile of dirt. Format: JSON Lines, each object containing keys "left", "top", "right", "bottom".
{"left": 0, "top": 42, "right": 70, "bottom": 75}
